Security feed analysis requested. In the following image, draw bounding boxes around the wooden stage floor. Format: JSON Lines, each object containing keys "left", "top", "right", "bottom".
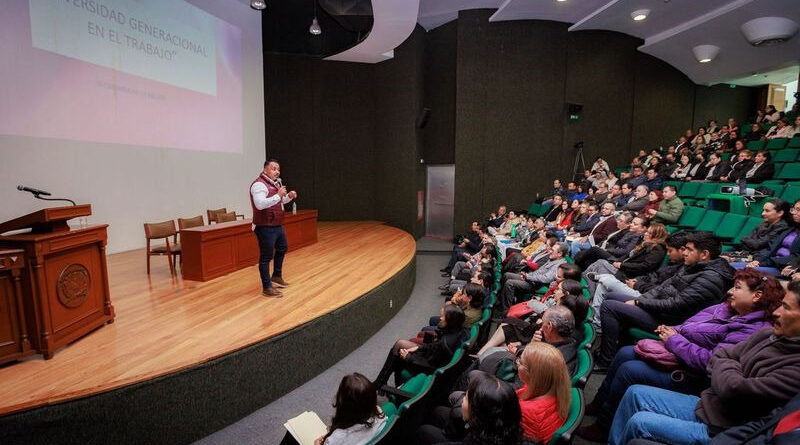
{"left": 0, "top": 221, "right": 415, "bottom": 416}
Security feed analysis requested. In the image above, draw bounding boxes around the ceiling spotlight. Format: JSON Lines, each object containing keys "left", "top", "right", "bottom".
{"left": 740, "top": 17, "right": 799, "bottom": 47}
{"left": 556, "top": 0, "right": 567, "bottom": 2}
{"left": 250, "top": 0, "right": 266, "bottom": 10}
{"left": 631, "top": 9, "right": 650, "bottom": 21}
{"left": 692, "top": 44, "right": 720, "bottom": 63}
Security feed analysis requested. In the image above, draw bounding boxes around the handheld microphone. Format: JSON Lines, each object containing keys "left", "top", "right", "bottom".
{"left": 17, "top": 185, "right": 51, "bottom": 196}
{"left": 275, "top": 178, "right": 283, "bottom": 188}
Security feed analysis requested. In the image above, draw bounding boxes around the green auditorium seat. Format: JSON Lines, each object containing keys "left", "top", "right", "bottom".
{"left": 629, "top": 327, "right": 659, "bottom": 341}
{"left": 773, "top": 149, "right": 800, "bottom": 163}
{"left": 694, "top": 210, "right": 725, "bottom": 232}
{"left": 761, "top": 179, "right": 785, "bottom": 185}
{"left": 747, "top": 140, "right": 767, "bottom": 151}
{"left": 748, "top": 200, "right": 767, "bottom": 217}
{"left": 547, "top": 388, "right": 585, "bottom": 445}
{"left": 537, "top": 203, "right": 552, "bottom": 217}
{"left": 781, "top": 185, "right": 800, "bottom": 203}
{"left": 675, "top": 206, "right": 705, "bottom": 229}
{"left": 662, "top": 181, "right": 682, "bottom": 193}
{"left": 757, "top": 183, "right": 784, "bottom": 197}
{"left": 571, "top": 349, "right": 592, "bottom": 389}
{"left": 741, "top": 125, "right": 752, "bottom": 136}
{"left": 677, "top": 181, "right": 701, "bottom": 199}
{"left": 731, "top": 216, "right": 763, "bottom": 246}
{"left": 788, "top": 137, "right": 800, "bottom": 149}
{"left": 578, "top": 323, "right": 596, "bottom": 350}
{"left": 776, "top": 164, "right": 800, "bottom": 181}
{"left": 693, "top": 182, "right": 720, "bottom": 200}
{"left": 766, "top": 138, "right": 790, "bottom": 150}
{"left": 527, "top": 202, "right": 541, "bottom": 216}
{"left": 714, "top": 213, "right": 748, "bottom": 241}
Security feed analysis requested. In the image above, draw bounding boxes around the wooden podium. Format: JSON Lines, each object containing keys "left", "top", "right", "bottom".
{"left": 0, "top": 205, "right": 115, "bottom": 359}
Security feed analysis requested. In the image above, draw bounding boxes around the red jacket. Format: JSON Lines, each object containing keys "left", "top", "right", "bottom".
{"left": 516, "top": 386, "right": 565, "bottom": 443}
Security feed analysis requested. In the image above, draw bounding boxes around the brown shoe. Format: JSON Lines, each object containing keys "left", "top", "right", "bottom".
{"left": 271, "top": 276, "right": 289, "bottom": 288}
{"left": 262, "top": 287, "right": 284, "bottom": 298}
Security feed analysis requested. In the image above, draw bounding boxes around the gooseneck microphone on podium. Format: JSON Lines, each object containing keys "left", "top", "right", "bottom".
{"left": 17, "top": 185, "right": 77, "bottom": 206}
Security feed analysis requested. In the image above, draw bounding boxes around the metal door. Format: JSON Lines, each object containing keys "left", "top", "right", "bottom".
{"left": 425, "top": 165, "right": 455, "bottom": 238}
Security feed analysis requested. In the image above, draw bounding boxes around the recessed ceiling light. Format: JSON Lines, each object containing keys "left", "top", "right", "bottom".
{"left": 250, "top": 0, "right": 266, "bottom": 10}
{"left": 631, "top": 9, "right": 650, "bottom": 21}
{"left": 692, "top": 45, "right": 720, "bottom": 63}
{"left": 556, "top": 0, "right": 567, "bottom": 2}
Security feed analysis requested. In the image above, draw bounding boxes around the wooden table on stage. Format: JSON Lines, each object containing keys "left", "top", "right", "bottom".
{"left": 180, "top": 209, "right": 318, "bottom": 282}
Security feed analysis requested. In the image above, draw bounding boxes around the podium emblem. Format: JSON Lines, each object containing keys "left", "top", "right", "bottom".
{"left": 57, "top": 264, "right": 91, "bottom": 308}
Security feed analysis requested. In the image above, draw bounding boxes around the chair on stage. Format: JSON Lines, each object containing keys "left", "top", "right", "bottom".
{"left": 207, "top": 208, "right": 244, "bottom": 223}
{"left": 216, "top": 211, "right": 237, "bottom": 223}
{"left": 144, "top": 220, "right": 181, "bottom": 275}
{"left": 177, "top": 215, "right": 205, "bottom": 230}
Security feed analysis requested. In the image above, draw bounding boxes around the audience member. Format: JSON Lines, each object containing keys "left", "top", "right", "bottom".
{"left": 373, "top": 304, "right": 468, "bottom": 388}
{"left": 643, "top": 168, "right": 662, "bottom": 191}
{"left": 670, "top": 154, "right": 692, "bottom": 180}
{"left": 594, "top": 232, "right": 734, "bottom": 369}
{"left": 722, "top": 198, "right": 789, "bottom": 262}
{"left": 623, "top": 185, "right": 649, "bottom": 212}
{"left": 569, "top": 202, "right": 617, "bottom": 257}
{"left": 721, "top": 150, "right": 754, "bottom": 183}
{"left": 744, "top": 150, "right": 774, "bottom": 183}
{"left": 577, "top": 269, "right": 783, "bottom": 443}
{"left": 735, "top": 199, "right": 800, "bottom": 274}
{"left": 703, "top": 152, "right": 730, "bottom": 182}
{"left": 608, "top": 280, "right": 800, "bottom": 445}
{"left": 516, "top": 342, "right": 571, "bottom": 444}
{"left": 648, "top": 185, "right": 684, "bottom": 224}
{"left": 279, "top": 373, "right": 387, "bottom": 445}
{"left": 498, "top": 242, "right": 568, "bottom": 313}
{"left": 574, "top": 211, "right": 642, "bottom": 270}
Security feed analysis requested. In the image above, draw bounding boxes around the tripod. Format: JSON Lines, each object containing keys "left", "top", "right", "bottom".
{"left": 572, "top": 145, "right": 586, "bottom": 182}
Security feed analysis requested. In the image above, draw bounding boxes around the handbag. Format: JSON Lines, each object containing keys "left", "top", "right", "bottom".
{"left": 633, "top": 339, "right": 681, "bottom": 370}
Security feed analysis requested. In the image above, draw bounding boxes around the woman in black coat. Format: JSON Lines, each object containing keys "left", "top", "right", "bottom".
{"left": 373, "top": 304, "right": 468, "bottom": 388}
{"left": 744, "top": 150, "right": 776, "bottom": 184}
{"left": 722, "top": 150, "right": 755, "bottom": 183}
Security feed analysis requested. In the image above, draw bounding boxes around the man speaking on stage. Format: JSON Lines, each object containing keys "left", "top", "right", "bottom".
{"left": 250, "top": 159, "right": 298, "bottom": 298}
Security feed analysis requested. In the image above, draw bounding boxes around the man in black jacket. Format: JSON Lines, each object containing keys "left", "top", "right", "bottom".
{"left": 443, "top": 221, "right": 484, "bottom": 274}
{"left": 710, "top": 391, "right": 800, "bottom": 444}
{"left": 595, "top": 232, "right": 734, "bottom": 368}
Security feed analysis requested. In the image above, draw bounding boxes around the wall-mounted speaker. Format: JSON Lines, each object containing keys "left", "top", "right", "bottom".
{"left": 416, "top": 107, "right": 431, "bottom": 128}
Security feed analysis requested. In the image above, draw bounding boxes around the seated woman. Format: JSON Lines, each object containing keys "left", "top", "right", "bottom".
{"left": 417, "top": 371, "right": 522, "bottom": 445}
{"left": 722, "top": 198, "right": 789, "bottom": 262}
{"left": 670, "top": 154, "right": 693, "bottom": 180}
{"left": 640, "top": 190, "right": 663, "bottom": 219}
{"left": 422, "top": 283, "right": 486, "bottom": 338}
{"left": 575, "top": 269, "right": 783, "bottom": 443}
{"left": 743, "top": 150, "right": 775, "bottom": 183}
{"left": 373, "top": 304, "right": 468, "bottom": 389}
{"left": 684, "top": 152, "right": 707, "bottom": 181}
{"left": 476, "top": 280, "right": 587, "bottom": 357}
{"left": 516, "top": 342, "right": 571, "bottom": 444}
{"left": 607, "top": 281, "right": 800, "bottom": 445}
{"left": 582, "top": 221, "right": 667, "bottom": 299}
{"left": 502, "top": 216, "right": 545, "bottom": 259}
{"left": 732, "top": 199, "right": 800, "bottom": 275}
{"left": 280, "top": 373, "right": 387, "bottom": 445}
{"left": 501, "top": 233, "right": 557, "bottom": 275}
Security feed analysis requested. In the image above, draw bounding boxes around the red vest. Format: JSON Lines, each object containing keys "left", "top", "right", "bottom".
{"left": 250, "top": 174, "right": 284, "bottom": 226}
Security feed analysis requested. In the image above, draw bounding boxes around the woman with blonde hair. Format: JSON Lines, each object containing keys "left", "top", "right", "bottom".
{"left": 516, "top": 342, "right": 571, "bottom": 443}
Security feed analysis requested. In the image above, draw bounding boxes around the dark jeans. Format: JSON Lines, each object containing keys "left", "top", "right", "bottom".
{"left": 593, "top": 346, "right": 679, "bottom": 430}
{"left": 254, "top": 225, "right": 288, "bottom": 290}
{"left": 446, "top": 246, "right": 467, "bottom": 272}
{"left": 597, "top": 293, "right": 660, "bottom": 367}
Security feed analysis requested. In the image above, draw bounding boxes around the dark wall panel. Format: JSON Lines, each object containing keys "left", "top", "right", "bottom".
{"left": 455, "top": 11, "right": 569, "bottom": 231}
{"left": 422, "top": 21, "right": 457, "bottom": 165}
{"left": 693, "top": 84, "right": 760, "bottom": 131}
{"left": 374, "top": 27, "right": 426, "bottom": 237}
{"left": 264, "top": 55, "right": 376, "bottom": 222}
{"left": 563, "top": 31, "right": 639, "bottom": 175}
{"left": 630, "top": 54, "right": 696, "bottom": 155}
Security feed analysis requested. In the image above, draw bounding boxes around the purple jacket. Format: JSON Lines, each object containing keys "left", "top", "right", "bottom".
{"left": 664, "top": 303, "right": 770, "bottom": 373}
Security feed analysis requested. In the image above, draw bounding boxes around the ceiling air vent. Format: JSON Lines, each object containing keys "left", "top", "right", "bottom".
{"left": 740, "top": 17, "right": 799, "bottom": 47}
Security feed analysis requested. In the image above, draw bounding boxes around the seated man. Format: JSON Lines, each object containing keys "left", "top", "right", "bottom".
{"left": 487, "top": 204, "right": 507, "bottom": 228}
{"left": 573, "top": 211, "right": 642, "bottom": 271}
{"left": 442, "top": 221, "right": 483, "bottom": 274}
{"left": 609, "top": 281, "right": 800, "bottom": 445}
{"left": 497, "top": 242, "right": 568, "bottom": 313}
{"left": 569, "top": 202, "right": 617, "bottom": 257}
{"left": 595, "top": 232, "right": 734, "bottom": 369}
{"left": 624, "top": 185, "right": 650, "bottom": 212}
{"left": 647, "top": 185, "right": 684, "bottom": 225}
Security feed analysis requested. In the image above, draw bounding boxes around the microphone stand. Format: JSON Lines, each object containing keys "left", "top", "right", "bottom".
{"left": 32, "top": 194, "right": 77, "bottom": 206}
